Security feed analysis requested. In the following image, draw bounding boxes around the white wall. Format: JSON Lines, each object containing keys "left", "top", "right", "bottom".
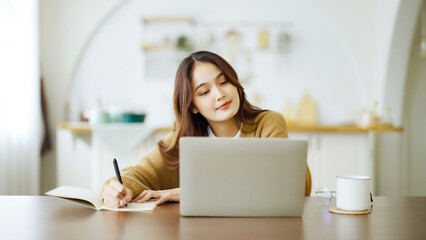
{"left": 403, "top": 0, "right": 426, "bottom": 196}
{"left": 65, "top": 0, "right": 418, "bottom": 127}
{"left": 382, "top": 0, "right": 423, "bottom": 127}
{"left": 314, "top": 0, "right": 404, "bottom": 118}
{"left": 313, "top": 0, "right": 381, "bottom": 111}
{"left": 69, "top": 0, "right": 368, "bottom": 127}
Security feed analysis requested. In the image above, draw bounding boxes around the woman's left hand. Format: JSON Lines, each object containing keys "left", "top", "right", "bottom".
{"left": 131, "top": 188, "right": 180, "bottom": 205}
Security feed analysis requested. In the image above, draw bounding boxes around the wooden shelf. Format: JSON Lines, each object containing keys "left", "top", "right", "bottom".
{"left": 288, "top": 124, "right": 403, "bottom": 133}
{"left": 58, "top": 122, "right": 402, "bottom": 134}
{"left": 142, "top": 16, "right": 194, "bottom": 24}
{"left": 141, "top": 42, "right": 176, "bottom": 51}
{"left": 57, "top": 122, "right": 91, "bottom": 133}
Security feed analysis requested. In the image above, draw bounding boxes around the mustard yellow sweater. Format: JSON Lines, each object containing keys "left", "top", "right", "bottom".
{"left": 105, "top": 111, "right": 312, "bottom": 197}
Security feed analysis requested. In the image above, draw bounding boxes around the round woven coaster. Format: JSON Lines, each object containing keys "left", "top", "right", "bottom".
{"left": 329, "top": 207, "right": 371, "bottom": 215}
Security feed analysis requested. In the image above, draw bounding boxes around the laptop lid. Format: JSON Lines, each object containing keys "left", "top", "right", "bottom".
{"left": 179, "top": 137, "right": 307, "bottom": 217}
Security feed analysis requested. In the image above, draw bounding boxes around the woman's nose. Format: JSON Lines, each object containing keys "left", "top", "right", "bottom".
{"left": 215, "top": 87, "right": 225, "bottom": 100}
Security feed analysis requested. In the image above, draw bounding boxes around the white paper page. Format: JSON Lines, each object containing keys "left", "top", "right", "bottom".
{"left": 45, "top": 185, "right": 103, "bottom": 209}
{"left": 100, "top": 200, "right": 157, "bottom": 211}
{"left": 46, "top": 186, "right": 157, "bottom": 211}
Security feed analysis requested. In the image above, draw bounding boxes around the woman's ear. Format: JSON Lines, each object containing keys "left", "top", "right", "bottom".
{"left": 192, "top": 108, "right": 199, "bottom": 114}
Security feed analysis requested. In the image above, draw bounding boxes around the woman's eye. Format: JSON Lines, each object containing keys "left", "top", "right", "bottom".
{"left": 200, "top": 90, "right": 209, "bottom": 96}
{"left": 220, "top": 81, "right": 228, "bottom": 86}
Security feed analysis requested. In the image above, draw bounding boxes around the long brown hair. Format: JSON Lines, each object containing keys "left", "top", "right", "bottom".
{"left": 158, "top": 51, "right": 266, "bottom": 167}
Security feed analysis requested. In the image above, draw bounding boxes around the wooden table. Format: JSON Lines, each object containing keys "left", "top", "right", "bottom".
{"left": 0, "top": 196, "right": 425, "bottom": 240}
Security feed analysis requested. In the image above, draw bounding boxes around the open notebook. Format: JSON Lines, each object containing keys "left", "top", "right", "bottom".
{"left": 45, "top": 185, "right": 156, "bottom": 212}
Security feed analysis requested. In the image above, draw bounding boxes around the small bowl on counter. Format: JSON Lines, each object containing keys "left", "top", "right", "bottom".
{"left": 122, "top": 112, "right": 146, "bottom": 123}
{"left": 89, "top": 108, "right": 146, "bottom": 125}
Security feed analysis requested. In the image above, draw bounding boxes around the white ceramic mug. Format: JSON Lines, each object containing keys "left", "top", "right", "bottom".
{"left": 336, "top": 175, "right": 371, "bottom": 211}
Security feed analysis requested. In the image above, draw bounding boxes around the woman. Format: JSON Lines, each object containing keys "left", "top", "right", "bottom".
{"left": 102, "top": 51, "right": 311, "bottom": 208}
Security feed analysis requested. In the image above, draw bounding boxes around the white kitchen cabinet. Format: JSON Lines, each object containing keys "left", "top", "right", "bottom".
{"left": 56, "top": 129, "right": 92, "bottom": 189}
{"left": 56, "top": 123, "right": 168, "bottom": 190}
{"left": 290, "top": 133, "right": 374, "bottom": 195}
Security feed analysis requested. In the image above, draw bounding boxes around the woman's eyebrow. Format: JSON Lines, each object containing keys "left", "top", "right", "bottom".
{"left": 194, "top": 72, "right": 224, "bottom": 92}
{"left": 215, "top": 72, "right": 224, "bottom": 80}
{"left": 194, "top": 83, "right": 206, "bottom": 92}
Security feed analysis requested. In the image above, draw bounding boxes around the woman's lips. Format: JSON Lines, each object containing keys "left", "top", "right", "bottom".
{"left": 217, "top": 101, "right": 231, "bottom": 110}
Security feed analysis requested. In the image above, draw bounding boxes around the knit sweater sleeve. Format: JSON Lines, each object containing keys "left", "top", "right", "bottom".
{"left": 103, "top": 132, "right": 179, "bottom": 199}
{"left": 257, "top": 111, "right": 288, "bottom": 138}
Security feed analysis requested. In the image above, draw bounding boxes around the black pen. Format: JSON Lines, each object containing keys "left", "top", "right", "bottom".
{"left": 113, "top": 158, "right": 127, "bottom": 207}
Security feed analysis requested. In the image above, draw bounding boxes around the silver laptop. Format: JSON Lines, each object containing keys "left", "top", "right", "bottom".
{"left": 179, "top": 137, "right": 307, "bottom": 217}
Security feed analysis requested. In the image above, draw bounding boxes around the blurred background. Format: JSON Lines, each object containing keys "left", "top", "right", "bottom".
{"left": 0, "top": 0, "right": 425, "bottom": 196}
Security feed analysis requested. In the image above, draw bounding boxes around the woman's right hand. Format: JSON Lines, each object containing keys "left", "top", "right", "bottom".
{"left": 102, "top": 180, "right": 133, "bottom": 208}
